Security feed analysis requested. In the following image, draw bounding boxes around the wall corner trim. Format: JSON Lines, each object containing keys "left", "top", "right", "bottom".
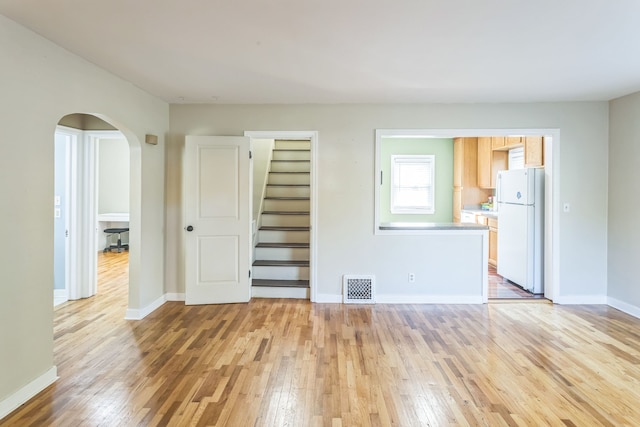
{"left": 553, "top": 295, "right": 608, "bottom": 305}
{"left": 124, "top": 295, "right": 167, "bottom": 320}
{"left": 608, "top": 297, "right": 640, "bottom": 319}
{"left": 165, "top": 293, "right": 185, "bottom": 302}
{"left": 0, "top": 366, "right": 57, "bottom": 421}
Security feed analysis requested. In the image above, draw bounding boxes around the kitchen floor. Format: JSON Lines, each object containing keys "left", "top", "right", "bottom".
{"left": 488, "top": 266, "right": 544, "bottom": 299}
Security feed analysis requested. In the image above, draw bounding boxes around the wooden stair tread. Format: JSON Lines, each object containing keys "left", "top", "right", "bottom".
{"left": 256, "top": 243, "right": 309, "bottom": 248}
{"left": 252, "top": 279, "right": 309, "bottom": 288}
{"left": 262, "top": 211, "right": 310, "bottom": 215}
{"left": 269, "top": 171, "right": 310, "bottom": 174}
{"left": 267, "top": 184, "right": 310, "bottom": 187}
{"left": 253, "top": 260, "right": 309, "bottom": 267}
{"left": 264, "top": 197, "right": 309, "bottom": 200}
{"left": 260, "top": 226, "right": 310, "bottom": 231}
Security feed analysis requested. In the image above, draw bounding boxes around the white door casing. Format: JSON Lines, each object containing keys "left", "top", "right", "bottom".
{"left": 185, "top": 136, "right": 251, "bottom": 305}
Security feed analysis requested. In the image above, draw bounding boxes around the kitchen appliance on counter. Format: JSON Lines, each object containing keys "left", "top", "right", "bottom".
{"left": 496, "top": 168, "right": 544, "bottom": 294}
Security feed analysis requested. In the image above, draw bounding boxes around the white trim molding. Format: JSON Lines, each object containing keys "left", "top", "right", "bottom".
{"left": 124, "top": 295, "right": 166, "bottom": 320}
{"left": 553, "top": 295, "right": 608, "bottom": 305}
{"left": 165, "top": 293, "right": 186, "bottom": 302}
{"left": 53, "top": 289, "right": 68, "bottom": 307}
{"left": 608, "top": 297, "right": 640, "bottom": 319}
{"left": 377, "top": 295, "right": 484, "bottom": 304}
{"left": 0, "top": 366, "right": 57, "bottom": 420}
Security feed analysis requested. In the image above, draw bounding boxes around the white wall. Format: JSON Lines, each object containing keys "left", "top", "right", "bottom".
{"left": 0, "top": 15, "right": 168, "bottom": 413}
{"left": 166, "top": 103, "right": 609, "bottom": 302}
{"left": 608, "top": 91, "right": 640, "bottom": 315}
{"left": 98, "top": 137, "right": 130, "bottom": 214}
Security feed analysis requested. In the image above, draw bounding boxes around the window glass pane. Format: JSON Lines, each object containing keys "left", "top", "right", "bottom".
{"left": 391, "top": 155, "right": 435, "bottom": 214}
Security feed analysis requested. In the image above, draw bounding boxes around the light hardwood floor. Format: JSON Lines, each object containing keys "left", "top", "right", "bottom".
{"left": 3, "top": 252, "right": 640, "bottom": 426}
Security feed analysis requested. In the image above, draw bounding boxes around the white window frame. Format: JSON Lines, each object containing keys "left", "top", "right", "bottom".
{"left": 390, "top": 154, "right": 435, "bottom": 214}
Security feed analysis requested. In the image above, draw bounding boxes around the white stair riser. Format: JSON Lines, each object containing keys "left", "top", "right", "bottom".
{"left": 268, "top": 173, "right": 309, "bottom": 185}
{"left": 261, "top": 214, "right": 309, "bottom": 227}
{"left": 259, "top": 230, "right": 309, "bottom": 243}
{"left": 253, "top": 266, "right": 309, "bottom": 280}
{"left": 252, "top": 286, "right": 310, "bottom": 299}
{"left": 266, "top": 186, "right": 310, "bottom": 198}
{"left": 274, "top": 140, "right": 310, "bottom": 150}
{"left": 270, "top": 161, "right": 310, "bottom": 173}
{"left": 272, "top": 151, "right": 310, "bottom": 161}
{"left": 264, "top": 199, "right": 310, "bottom": 211}
{"left": 255, "top": 247, "right": 309, "bottom": 261}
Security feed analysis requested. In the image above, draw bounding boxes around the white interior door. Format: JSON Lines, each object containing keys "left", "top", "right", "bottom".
{"left": 185, "top": 136, "right": 251, "bottom": 305}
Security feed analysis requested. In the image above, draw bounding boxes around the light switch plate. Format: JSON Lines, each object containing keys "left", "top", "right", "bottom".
{"left": 54, "top": 195, "right": 61, "bottom": 206}
{"left": 54, "top": 208, "right": 61, "bottom": 218}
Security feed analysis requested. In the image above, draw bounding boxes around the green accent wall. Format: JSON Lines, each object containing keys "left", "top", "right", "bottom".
{"left": 381, "top": 137, "right": 453, "bottom": 223}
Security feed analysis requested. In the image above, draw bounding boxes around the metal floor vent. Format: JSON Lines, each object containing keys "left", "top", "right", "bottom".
{"left": 343, "top": 275, "right": 375, "bottom": 304}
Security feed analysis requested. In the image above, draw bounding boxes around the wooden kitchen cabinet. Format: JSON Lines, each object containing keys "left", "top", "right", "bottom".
{"left": 488, "top": 217, "right": 498, "bottom": 267}
{"left": 476, "top": 214, "right": 498, "bottom": 267}
{"left": 491, "top": 136, "right": 505, "bottom": 150}
{"left": 505, "top": 136, "right": 523, "bottom": 148}
{"left": 524, "top": 136, "right": 544, "bottom": 167}
{"left": 477, "top": 137, "right": 507, "bottom": 189}
{"left": 453, "top": 137, "right": 491, "bottom": 222}
{"left": 453, "top": 188, "right": 462, "bottom": 223}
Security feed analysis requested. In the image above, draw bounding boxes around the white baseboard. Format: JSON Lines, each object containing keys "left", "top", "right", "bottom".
{"left": 53, "top": 289, "right": 68, "bottom": 307}
{"left": 313, "top": 294, "right": 483, "bottom": 304}
{"left": 124, "top": 294, "right": 166, "bottom": 320}
{"left": 0, "top": 366, "right": 57, "bottom": 420}
{"left": 608, "top": 297, "right": 640, "bottom": 319}
{"left": 376, "top": 294, "right": 484, "bottom": 304}
{"left": 165, "top": 293, "right": 185, "bottom": 301}
{"left": 314, "top": 293, "right": 343, "bottom": 303}
{"left": 252, "top": 286, "right": 309, "bottom": 299}
{"left": 553, "top": 295, "right": 608, "bottom": 305}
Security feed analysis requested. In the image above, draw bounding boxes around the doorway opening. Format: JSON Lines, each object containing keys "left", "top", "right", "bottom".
{"left": 53, "top": 113, "right": 135, "bottom": 308}
{"left": 245, "top": 131, "right": 318, "bottom": 302}
{"left": 374, "top": 129, "right": 558, "bottom": 303}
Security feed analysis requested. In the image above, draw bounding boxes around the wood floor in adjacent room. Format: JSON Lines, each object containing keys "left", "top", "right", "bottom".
{"left": 4, "top": 253, "right": 640, "bottom": 426}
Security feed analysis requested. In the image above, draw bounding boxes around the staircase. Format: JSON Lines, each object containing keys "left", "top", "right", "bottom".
{"left": 252, "top": 140, "right": 311, "bottom": 298}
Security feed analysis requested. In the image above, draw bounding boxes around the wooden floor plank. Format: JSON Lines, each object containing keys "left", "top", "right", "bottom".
{"left": 4, "top": 252, "right": 640, "bottom": 425}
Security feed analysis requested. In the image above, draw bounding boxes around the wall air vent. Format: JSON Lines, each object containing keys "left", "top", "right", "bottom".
{"left": 343, "top": 275, "right": 375, "bottom": 304}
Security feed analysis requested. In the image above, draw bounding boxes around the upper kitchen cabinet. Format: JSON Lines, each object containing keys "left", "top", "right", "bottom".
{"left": 492, "top": 135, "right": 545, "bottom": 168}
{"left": 491, "top": 136, "right": 505, "bottom": 150}
{"left": 506, "top": 136, "right": 523, "bottom": 148}
{"left": 453, "top": 137, "right": 490, "bottom": 222}
{"left": 477, "top": 137, "right": 507, "bottom": 189}
{"left": 524, "top": 136, "right": 544, "bottom": 167}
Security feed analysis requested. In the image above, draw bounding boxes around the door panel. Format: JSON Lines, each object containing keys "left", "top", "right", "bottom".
{"left": 185, "top": 136, "right": 251, "bottom": 305}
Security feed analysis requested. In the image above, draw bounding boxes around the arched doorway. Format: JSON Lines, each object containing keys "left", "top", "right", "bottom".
{"left": 53, "top": 113, "right": 141, "bottom": 313}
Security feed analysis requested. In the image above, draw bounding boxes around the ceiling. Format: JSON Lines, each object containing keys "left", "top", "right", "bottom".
{"left": 2, "top": 0, "right": 640, "bottom": 104}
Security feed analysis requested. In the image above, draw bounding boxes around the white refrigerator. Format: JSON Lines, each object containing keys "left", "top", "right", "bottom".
{"left": 496, "top": 168, "right": 544, "bottom": 294}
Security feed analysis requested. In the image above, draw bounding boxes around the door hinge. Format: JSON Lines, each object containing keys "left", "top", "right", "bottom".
{"left": 249, "top": 151, "right": 252, "bottom": 159}
{"left": 249, "top": 270, "right": 251, "bottom": 278}
{"left": 380, "top": 171, "right": 383, "bottom": 185}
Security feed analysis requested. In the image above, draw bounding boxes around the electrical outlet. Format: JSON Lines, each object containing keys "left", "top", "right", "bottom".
{"left": 408, "top": 273, "right": 415, "bottom": 283}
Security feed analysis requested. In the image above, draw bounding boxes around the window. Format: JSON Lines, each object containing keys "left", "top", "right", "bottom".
{"left": 390, "top": 155, "right": 435, "bottom": 214}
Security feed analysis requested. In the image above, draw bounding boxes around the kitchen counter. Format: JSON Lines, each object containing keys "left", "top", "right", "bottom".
{"left": 380, "top": 222, "right": 488, "bottom": 231}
